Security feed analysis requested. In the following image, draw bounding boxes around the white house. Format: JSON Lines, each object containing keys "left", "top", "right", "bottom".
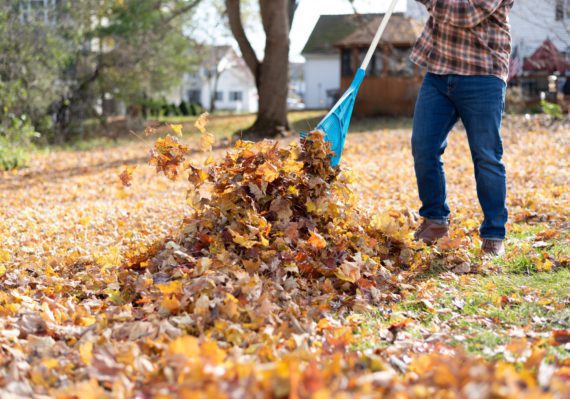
{"left": 510, "top": 0, "right": 570, "bottom": 58}
{"left": 301, "top": 0, "right": 427, "bottom": 109}
{"left": 168, "top": 46, "right": 259, "bottom": 114}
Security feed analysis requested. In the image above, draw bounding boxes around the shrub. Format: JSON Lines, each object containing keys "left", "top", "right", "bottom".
{"left": 0, "top": 114, "right": 40, "bottom": 170}
{"left": 179, "top": 101, "right": 190, "bottom": 116}
{"left": 541, "top": 99, "right": 563, "bottom": 120}
{"left": 189, "top": 102, "right": 204, "bottom": 116}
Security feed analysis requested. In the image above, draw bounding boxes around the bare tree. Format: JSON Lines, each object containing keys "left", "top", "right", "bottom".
{"left": 225, "top": 0, "right": 298, "bottom": 138}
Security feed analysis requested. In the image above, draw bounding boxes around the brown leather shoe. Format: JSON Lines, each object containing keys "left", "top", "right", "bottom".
{"left": 414, "top": 219, "right": 449, "bottom": 244}
{"left": 481, "top": 239, "right": 505, "bottom": 256}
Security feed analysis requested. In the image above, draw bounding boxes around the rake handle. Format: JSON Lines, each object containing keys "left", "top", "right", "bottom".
{"left": 360, "top": 0, "right": 400, "bottom": 71}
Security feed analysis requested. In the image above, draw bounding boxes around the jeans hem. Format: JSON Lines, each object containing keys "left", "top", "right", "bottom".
{"left": 480, "top": 236, "right": 505, "bottom": 241}
{"left": 426, "top": 218, "right": 449, "bottom": 225}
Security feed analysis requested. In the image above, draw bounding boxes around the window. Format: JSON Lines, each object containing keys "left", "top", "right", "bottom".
{"left": 359, "top": 48, "right": 385, "bottom": 76}
{"left": 187, "top": 89, "right": 201, "bottom": 104}
{"left": 372, "top": 49, "right": 385, "bottom": 76}
{"left": 229, "top": 91, "right": 243, "bottom": 101}
{"left": 341, "top": 48, "right": 353, "bottom": 77}
{"left": 387, "top": 47, "right": 414, "bottom": 77}
{"left": 214, "top": 91, "right": 223, "bottom": 101}
{"left": 555, "top": 0, "right": 570, "bottom": 20}
{"left": 19, "top": 0, "right": 60, "bottom": 24}
{"left": 556, "top": 0, "right": 564, "bottom": 20}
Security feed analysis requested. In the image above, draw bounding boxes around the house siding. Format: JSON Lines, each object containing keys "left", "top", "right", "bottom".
{"left": 304, "top": 54, "right": 340, "bottom": 109}
{"left": 510, "top": 0, "right": 570, "bottom": 57}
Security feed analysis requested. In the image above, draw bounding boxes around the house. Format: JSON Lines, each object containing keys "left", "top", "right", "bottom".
{"left": 509, "top": 1, "right": 570, "bottom": 100}
{"left": 18, "top": 0, "right": 62, "bottom": 24}
{"left": 510, "top": 0, "right": 570, "bottom": 59}
{"left": 335, "top": 15, "right": 424, "bottom": 116}
{"left": 168, "top": 46, "right": 259, "bottom": 114}
{"left": 301, "top": 0, "right": 427, "bottom": 110}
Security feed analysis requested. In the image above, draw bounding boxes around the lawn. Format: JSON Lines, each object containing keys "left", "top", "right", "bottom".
{"left": 0, "top": 113, "right": 568, "bottom": 397}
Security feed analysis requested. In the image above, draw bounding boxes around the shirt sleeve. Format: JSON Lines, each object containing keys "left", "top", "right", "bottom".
{"left": 430, "top": 0, "right": 503, "bottom": 28}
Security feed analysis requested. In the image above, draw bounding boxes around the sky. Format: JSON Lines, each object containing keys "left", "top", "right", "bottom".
{"left": 191, "top": 0, "right": 409, "bottom": 62}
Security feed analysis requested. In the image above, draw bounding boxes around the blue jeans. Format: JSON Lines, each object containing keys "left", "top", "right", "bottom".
{"left": 412, "top": 73, "right": 508, "bottom": 240}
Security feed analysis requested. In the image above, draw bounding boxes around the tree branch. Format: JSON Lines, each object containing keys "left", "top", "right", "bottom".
{"left": 163, "top": 0, "right": 203, "bottom": 25}
{"left": 288, "top": 0, "right": 298, "bottom": 30}
{"left": 225, "top": 0, "right": 260, "bottom": 79}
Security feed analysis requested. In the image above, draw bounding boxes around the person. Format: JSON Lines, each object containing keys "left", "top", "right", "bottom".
{"left": 410, "top": 0, "right": 514, "bottom": 256}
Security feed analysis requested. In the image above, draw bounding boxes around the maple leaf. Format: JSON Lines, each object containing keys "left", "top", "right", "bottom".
{"left": 200, "top": 132, "right": 215, "bottom": 152}
{"left": 194, "top": 112, "right": 209, "bottom": 134}
{"left": 149, "top": 135, "right": 190, "bottom": 180}
{"left": 307, "top": 230, "right": 327, "bottom": 250}
{"left": 167, "top": 336, "right": 200, "bottom": 358}
{"left": 257, "top": 161, "right": 280, "bottom": 183}
{"left": 118, "top": 166, "right": 136, "bottom": 187}
{"left": 169, "top": 123, "right": 184, "bottom": 137}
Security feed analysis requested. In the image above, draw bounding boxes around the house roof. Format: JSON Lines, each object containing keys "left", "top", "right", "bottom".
{"left": 523, "top": 39, "right": 570, "bottom": 73}
{"left": 302, "top": 14, "right": 383, "bottom": 55}
{"left": 336, "top": 15, "right": 424, "bottom": 47}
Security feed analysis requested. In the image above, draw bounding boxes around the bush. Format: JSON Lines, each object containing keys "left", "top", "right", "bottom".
{"left": 541, "top": 99, "right": 563, "bottom": 120}
{"left": 0, "top": 114, "right": 40, "bottom": 170}
{"left": 179, "top": 101, "right": 190, "bottom": 116}
{"left": 189, "top": 102, "right": 204, "bottom": 116}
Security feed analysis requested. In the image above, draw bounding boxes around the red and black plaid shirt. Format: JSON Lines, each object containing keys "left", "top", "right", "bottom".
{"left": 411, "top": 0, "right": 514, "bottom": 81}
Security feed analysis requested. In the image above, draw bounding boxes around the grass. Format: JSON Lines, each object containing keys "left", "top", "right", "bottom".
{"left": 354, "top": 223, "right": 570, "bottom": 360}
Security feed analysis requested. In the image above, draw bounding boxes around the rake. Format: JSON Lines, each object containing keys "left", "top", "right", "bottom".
{"left": 301, "top": 0, "right": 399, "bottom": 167}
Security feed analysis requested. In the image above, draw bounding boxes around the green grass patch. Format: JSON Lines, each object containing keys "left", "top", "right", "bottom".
{"left": 355, "top": 268, "right": 570, "bottom": 359}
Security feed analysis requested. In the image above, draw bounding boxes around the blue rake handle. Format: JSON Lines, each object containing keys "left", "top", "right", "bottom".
{"left": 301, "top": 68, "right": 366, "bottom": 167}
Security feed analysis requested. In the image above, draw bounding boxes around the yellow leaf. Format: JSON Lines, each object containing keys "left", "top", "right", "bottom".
{"left": 0, "top": 249, "right": 10, "bottom": 263}
{"left": 42, "top": 357, "right": 59, "bottom": 369}
{"left": 201, "top": 339, "right": 226, "bottom": 364}
{"left": 156, "top": 280, "right": 183, "bottom": 295}
{"left": 257, "top": 162, "right": 279, "bottom": 183}
{"left": 194, "top": 112, "right": 209, "bottom": 134}
{"left": 169, "top": 124, "right": 184, "bottom": 137}
{"left": 200, "top": 132, "right": 215, "bottom": 152}
{"left": 371, "top": 213, "right": 399, "bottom": 235}
{"left": 161, "top": 295, "right": 181, "bottom": 313}
{"left": 167, "top": 336, "right": 200, "bottom": 358}
{"left": 229, "top": 230, "right": 257, "bottom": 249}
{"left": 55, "top": 379, "right": 110, "bottom": 399}
{"left": 79, "top": 341, "right": 93, "bottom": 365}
{"left": 78, "top": 316, "right": 96, "bottom": 327}
{"left": 287, "top": 186, "right": 299, "bottom": 196}
{"left": 537, "top": 259, "right": 554, "bottom": 272}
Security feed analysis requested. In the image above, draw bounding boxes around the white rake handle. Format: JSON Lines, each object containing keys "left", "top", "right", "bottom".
{"left": 360, "top": 0, "right": 400, "bottom": 71}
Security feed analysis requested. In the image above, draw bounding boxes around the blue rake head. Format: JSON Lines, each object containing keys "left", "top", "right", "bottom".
{"left": 300, "top": 68, "right": 366, "bottom": 167}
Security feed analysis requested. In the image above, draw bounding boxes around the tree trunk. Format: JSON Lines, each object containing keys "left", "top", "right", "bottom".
{"left": 226, "top": 0, "right": 295, "bottom": 139}
{"left": 210, "top": 72, "right": 220, "bottom": 113}
{"left": 243, "top": 0, "right": 290, "bottom": 138}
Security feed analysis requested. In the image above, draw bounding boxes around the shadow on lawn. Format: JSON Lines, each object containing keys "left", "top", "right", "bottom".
{"left": 291, "top": 114, "right": 412, "bottom": 134}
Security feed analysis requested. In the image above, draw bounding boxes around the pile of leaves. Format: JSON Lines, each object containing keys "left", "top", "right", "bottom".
{"left": 124, "top": 130, "right": 412, "bottom": 344}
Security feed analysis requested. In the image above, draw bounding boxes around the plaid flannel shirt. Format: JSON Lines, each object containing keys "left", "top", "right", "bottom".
{"left": 411, "top": 0, "right": 514, "bottom": 81}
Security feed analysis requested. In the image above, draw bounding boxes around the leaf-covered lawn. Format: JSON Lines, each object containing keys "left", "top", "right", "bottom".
{"left": 0, "top": 115, "right": 568, "bottom": 398}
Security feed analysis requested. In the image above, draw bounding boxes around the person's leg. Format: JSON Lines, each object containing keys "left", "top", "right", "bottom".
{"left": 412, "top": 73, "right": 459, "bottom": 223}
{"left": 451, "top": 75, "right": 508, "bottom": 240}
